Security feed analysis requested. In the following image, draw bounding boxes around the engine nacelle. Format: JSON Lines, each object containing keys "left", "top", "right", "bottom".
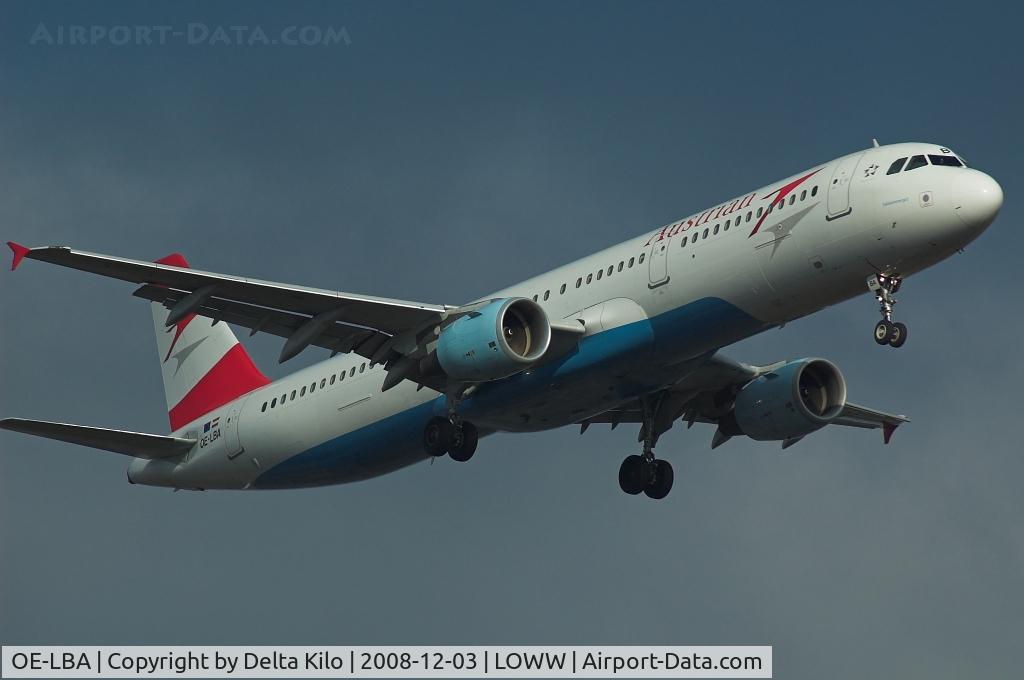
{"left": 436, "top": 298, "right": 551, "bottom": 382}
{"left": 725, "top": 358, "right": 847, "bottom": 441}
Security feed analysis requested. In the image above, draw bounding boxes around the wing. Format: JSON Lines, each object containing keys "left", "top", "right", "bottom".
{"left": 0, "top": 418, "right": 195, "bottom": 459}
{"left": 831, "top": 402, "right": 909, "bottom": 444}
{"left": 578, "top": 353, "right": 909, "bottom": 446}
{"left": 13, "top": 244, "right": 451, "bottom": 333}
{"left": 8, "top": 243, "right": 584, "bottom": 392}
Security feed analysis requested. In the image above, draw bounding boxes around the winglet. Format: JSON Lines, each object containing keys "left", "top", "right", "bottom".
{"left": 883, "top": 421, "right": 898, "bottom": 444}
{"left": 7, "top": 241, "right": 30, "bottom": 271}
{"left": 155, "top": 253, "right": 190, "bottom": 268}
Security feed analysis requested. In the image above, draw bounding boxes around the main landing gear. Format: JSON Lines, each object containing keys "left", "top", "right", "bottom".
{"left": 617, "top": 395, "right": 674, "bottom": 499}
{"left": 868, "top": 273, "right": 908, "bottom": 348}
{"left": 424, "top": 388, "right": 478, "bottom": 462}
{"left": 423, "top": 417, "right": 478, "bottom": 461}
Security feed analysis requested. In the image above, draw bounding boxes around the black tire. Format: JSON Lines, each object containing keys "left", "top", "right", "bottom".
{"left": 423, "top": 417, "right": 454, "bottom": 456}
{"left": 618, "top": 455, "right": 646, "bottom": 495}
{"left": 644, "top": 459, "right": 674, "bottom": 500}
{"left": 889, "top": 322, "right": 908, "bottom": 348}
{"left": 449, "top": 422, "right": 478, "bottom": 462}
{"left": 874, "top": 320, "right": 893, "bottom": 345}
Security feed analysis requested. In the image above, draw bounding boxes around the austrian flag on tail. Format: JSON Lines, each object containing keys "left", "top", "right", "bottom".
{"left": 149, "top": 254, "right": 269, "bottom": 432}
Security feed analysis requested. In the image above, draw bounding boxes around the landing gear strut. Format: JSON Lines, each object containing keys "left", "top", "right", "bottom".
{"left": 617, "top": 395, "right": 674, "bottom": 499}
{"left": 868, "top": 273, "right": 908, "bottom": 348}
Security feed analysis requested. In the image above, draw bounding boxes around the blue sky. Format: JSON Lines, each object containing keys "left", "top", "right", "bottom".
{"left": 1, "top": 2, "right": 1021, "bottom": 677}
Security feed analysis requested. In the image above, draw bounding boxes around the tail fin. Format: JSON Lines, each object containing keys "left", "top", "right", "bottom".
{"left": 152, "top": 254, "right": 270, "bottom": 431}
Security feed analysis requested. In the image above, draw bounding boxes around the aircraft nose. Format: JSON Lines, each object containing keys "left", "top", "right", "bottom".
{"left": 953, "top": 169, "right": 1003, "bottom": 231}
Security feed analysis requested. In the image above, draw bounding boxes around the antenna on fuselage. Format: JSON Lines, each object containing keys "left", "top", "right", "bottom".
{"left": 872, "top": 138, "right": 880, "bottom": 148}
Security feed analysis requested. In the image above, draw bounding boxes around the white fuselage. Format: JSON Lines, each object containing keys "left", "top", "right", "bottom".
{"left": 127, "top": 142, "right": 1000, "bottom": 490}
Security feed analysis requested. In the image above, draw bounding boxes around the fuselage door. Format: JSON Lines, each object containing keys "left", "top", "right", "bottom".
{"left": 647, "top": 240, "right": 669, "bottom": 288}
{"left": 223, "top": 401, "right": 244, "bottom": 459}
{"left": 826, "top": 152, "right": 865, "bottom": 220}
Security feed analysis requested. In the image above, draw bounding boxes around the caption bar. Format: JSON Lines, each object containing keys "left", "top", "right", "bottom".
{"left": 1, "top": 646, "right": 771, "bottom": 678}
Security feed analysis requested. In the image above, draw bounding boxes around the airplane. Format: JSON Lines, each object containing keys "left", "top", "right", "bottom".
{"left": 0, "top": 141, "right": 1002, "bottom": 498}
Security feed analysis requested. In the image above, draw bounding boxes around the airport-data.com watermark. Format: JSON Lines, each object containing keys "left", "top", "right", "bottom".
{"left": 29, "top": 23, "right": 351, "bottom": 48}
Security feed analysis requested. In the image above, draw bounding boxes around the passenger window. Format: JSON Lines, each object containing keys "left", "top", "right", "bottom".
{"left": 262, "top": 402, "right": 267, "bottom": 412}
{"left": 560, "top": 283, "right": 566, "bottom": 294}
{"left": 532, "top": 294, "right": 538, "bottom": 301}
{"left": 788, "top": 195, "right": 795, "bottom": 205}
{"left": 618, "top": 261, "right": 624, "bottom": 272}
{"left": 340, "top": 371, "right": 345, "bottom": 381}
{"left": 929, "top": 155, "right": 963, "bottom": 167}
{"left": 291, "top": 390, "right": 296, "bottom": 400}
{"left": 887, "top": 158, "right": 907, "bottom": 175}
{"left": 724, "top": 221, "right": 730, "bottom": 231}
{"left": 321, "top": 379, "right": 326, "bottom": 388}
{"left": 746, "top": 211, "right": 752, "bottom": 222}
{"left": 586, "top": 273, "right": 593, "bottom": 284}
{"left": 800, "top": 190, "right": 806, "bottom": 200}
{"left": 543, "top": 290, "right": 550, "bottom": 300}
{"left": 681, "top": 238, "right": 687, "bottom": 248}
{"left": 300, "top": 386, "right": 306, "bottom": 397}
{"left": 691, "top": 233, "right": 697, "bottom": 243}
{"left": 281, "top": 393, "right": 287, "bottom": 403}
{"left": 702, "top": 228, "right": 708, "bottom": 239}
{"left": 628, "top": 257, "right": 635, "bottom": 268}
{"left": 756, "top": 208, "right": 763, "bottom": 218}
{"left": 350, "top": 367, "right": 355, "bottom": 377}
{"left": 639, "top": 253, "right": 645, "bottom": 264}
{"left": 596, "top": 270, "right": 602, "bottom": 281}
{"left": 310, "top": 382, "right": 316, "bottom": 392}
{"left": 607, "top": 265, "right": 613, "bottom": 276}
{"left": 904, "top": 155, "right": 928, "bottom": 171}
{"left": 713, "top": 224, "right": 720, "bottom": 235}
{"left": 271, "top": 398, "right": 277, "bottom": 408}
{"left": 811, "top": 186, "right": 818, "bottom": 197}
{"left": 330, "top": 375, "right": 336, "bottom": 385}
{"left": 360, "top": 363, "right": 366, "bottom": 373}
{"left": 576, "top": 277, "right": 582, "bottom": 288}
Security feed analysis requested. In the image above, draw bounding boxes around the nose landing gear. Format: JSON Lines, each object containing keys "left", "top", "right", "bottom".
{"left": 868, "top": 274, "right": 908, "bottom": 348}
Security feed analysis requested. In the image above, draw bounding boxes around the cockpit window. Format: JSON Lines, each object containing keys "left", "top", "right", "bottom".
{"left": 929, "top": 155, "right": 963, "bottom": 167}
{"left": 904, "top": 155, "right": 928, "bottom": 172}
{"left": 886, "top": 158, "right": 907, "bottom": 175}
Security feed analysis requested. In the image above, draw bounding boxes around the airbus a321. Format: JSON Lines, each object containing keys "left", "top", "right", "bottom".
{"left": 1, "top": 142, "right": 1002, "bottom": 498}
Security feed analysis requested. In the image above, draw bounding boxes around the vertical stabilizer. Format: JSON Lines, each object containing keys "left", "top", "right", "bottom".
{"left": 151, "top": 254, "right": 270, "bottom": 431}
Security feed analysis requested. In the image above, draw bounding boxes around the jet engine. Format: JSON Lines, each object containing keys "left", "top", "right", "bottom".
{"left": 719, "top": 358, "right": 847, "bottom": 441}
{"left": 436, "top": 298, "right": 551, "bottom": 382}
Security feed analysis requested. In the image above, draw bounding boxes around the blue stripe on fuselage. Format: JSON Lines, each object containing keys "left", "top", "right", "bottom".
{"left": 252, "top": 296, "right": 766, "bottom": 489}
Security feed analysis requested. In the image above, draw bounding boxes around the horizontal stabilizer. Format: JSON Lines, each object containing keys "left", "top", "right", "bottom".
{"left": 0, "top": 418, "right": 195, "bottom": 459}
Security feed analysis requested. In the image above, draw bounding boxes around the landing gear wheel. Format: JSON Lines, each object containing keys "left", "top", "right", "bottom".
{"left": 448, "top": 422, "right": 478, "bottom": 462}
{"left": 644, "top": 459, "right": 674, "bottom": 500}
{"left": 618, "top": 455, "right": 647, "bottom": 495}
{"left": 888, "top": 322, "right": 908, "bottom": 348}
{"left": 874, "top": 320, "right": 893, "bottom": 345}
{"left": 423, "top": 417, "right": 454, "bottom": 457}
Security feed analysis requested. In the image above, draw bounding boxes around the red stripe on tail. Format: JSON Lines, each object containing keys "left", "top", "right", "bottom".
{"left": 167, "top": 344, "right": 270, "bottom": 430}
